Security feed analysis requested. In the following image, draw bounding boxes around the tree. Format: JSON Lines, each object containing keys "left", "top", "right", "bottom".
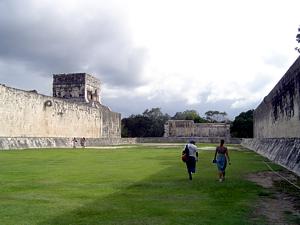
{"left": 295, "top": 26, "right": 300, "bottom": 53}
{"left": 143, "top": 108, "right": 170, "bottom": 137}
{"left": 172, "top": 110, "right": 207, "bottom": 123}
{"left": 143, "top": 108, "right": 165, "bottom": 120}
{"left": 172, "top": 112, "right": 186, "bottom": 120}
{"left": 121, "top": 108, "right": 170, "bottom": 137}
{"left": 230, "top": 109, "right": 254, "bottom": 138}
{"left": 183, "top": 110, "right": 201, "bottom": 121}
{"left": 204, "top": 110, "right": 228, "bottom": 123}
{"left": 121, "top": 115, "right": 152, "bottom": 137}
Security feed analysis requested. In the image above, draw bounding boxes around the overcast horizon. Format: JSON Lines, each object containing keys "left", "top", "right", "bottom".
{"left": 0, "top": 0, "right": 299, "bottom": 119}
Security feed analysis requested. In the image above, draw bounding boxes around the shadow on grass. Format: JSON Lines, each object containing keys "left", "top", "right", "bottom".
{"left": 37, "top": 156, "right": 262, "bottom": 225}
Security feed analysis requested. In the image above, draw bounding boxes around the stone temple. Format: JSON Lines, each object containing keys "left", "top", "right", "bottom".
{"left": 164, "top": 120, "right": 230, "bottom": 138}
{"left": 0, "top": 73, "right": 121, "bottom": 138}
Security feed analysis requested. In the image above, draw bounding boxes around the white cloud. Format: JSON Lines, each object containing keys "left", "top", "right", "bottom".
{"left": 0, "top": 0, "right": 300, "bottom": 118}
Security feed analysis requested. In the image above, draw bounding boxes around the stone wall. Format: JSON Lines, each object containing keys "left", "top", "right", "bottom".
{"left": 241, "top": 138, "right": 300, "bottom": 176}
{"left": 136, "top": 137, "right": 240, "bottom": 144}
{"left": 0, "top": 137, "right": 135, "bottom": 149}
{"left": 0, "top": 137, "right": 241, "bottom": 150}
{"left": 164, "top": 120, "right": 230, "bottom": 138}
{"left": 0, "top": 84, "right": 120, "bottom": 138}
{"left": 245, "top": 56, "right": 300, "bottom": 176}
{"left": 164, "top": 120, "right": 194, "bottom": 137}
{"left": 254, "top": 56, "right": 300, "bottom": 138}
{"left": 194, "top": 123, "right": 230, "bottom": 138}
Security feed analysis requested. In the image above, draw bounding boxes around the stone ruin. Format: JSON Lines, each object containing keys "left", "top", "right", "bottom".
{"left": 53, "top": 73, "right": 101, "bottom": 104}
{"left": 0, "top": 73, "right": 121, "bottom": 139}
{"left": 164, "top": 120, "right": 230, "bottom": 138}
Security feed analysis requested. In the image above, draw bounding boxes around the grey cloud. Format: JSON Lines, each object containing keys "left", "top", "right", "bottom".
{"left": 103, "top": 93, "right": 255, "bottom": 119}
{"left": 263, "top": 53, "right": 289, "bottom": 68}
{"left": 0, "top": 0, "right": 147, "bottom": 90}
{"left": 247, "top": 73, "right": 272, "bottom": 93}
{"left": 0, "top": 61, "right": 50, "bottom": 93}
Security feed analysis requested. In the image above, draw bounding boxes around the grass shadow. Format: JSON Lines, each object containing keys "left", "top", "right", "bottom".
{"left": 36, "top": 153, "right": 263, "bottom": 225}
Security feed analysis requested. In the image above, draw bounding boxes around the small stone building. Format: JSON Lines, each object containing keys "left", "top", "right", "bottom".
{"left": 164, "top": 120, "right": 230, "bottom": 138}
{"left": 53, "top": 73, "right": 101, "bottom": 103}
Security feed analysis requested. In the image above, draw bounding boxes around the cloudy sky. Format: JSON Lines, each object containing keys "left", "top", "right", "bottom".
{"left": 0, "top": 0, "right": 299, "bottom": 119}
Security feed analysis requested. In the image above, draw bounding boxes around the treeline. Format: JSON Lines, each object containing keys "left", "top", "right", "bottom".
{"left": 121, "top": 108, "right": 254, "bottom": 138}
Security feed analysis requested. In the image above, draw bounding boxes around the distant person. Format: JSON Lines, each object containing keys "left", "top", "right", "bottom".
{"left": 213, "top": 139, "right": 230, "bottom": 182}
{"left": 72, "top": 137, "right": 77, "bottom": 148}
{"left": 80, "top": 137, "right": 86, "bottom": 148}
{"left": 182, "top": 140, "right": 199, "bottom": 180}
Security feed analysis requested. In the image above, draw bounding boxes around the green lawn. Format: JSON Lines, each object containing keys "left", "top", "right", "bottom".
{"left": 0, "top": 144, "right": 280, "bottom": 225}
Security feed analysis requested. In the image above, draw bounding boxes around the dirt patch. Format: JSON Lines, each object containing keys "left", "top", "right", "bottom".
{"left": 246, "top": 171, "right": 300, "bottom": 225}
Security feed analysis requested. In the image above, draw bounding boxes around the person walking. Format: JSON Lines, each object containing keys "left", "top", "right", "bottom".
{"left": 72, "top": 137, "right": 77, "bottom": 148}
{"left": 80, "top": 137, "right": 86, "bottom": 148}
{"left": 213, "top": 139, "right": 230, "bottom": 182}
{"left": 182, "top": 140, "right": 199, "bottom": 180}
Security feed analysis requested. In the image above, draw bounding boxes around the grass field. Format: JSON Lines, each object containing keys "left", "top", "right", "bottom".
{"left": 0, "top": 144, "right": 282, "bottom": 225}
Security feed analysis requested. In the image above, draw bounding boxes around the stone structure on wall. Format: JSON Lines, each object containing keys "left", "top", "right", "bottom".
{"left": 164, "top": 120, "right": 230, "bottom": 138}
{"left": 254, "top": 56, "right": 300, "bottom": 138}
{"left": 0, "top": 73, "right": 121, "bottom": 138}
{"left": 53, "top": 73, "right": 101, "bottom": 103}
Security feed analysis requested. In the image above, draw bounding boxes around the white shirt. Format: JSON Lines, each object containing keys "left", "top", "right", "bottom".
{"left": 186, "top": 143, "right": 198, "bottom": 159}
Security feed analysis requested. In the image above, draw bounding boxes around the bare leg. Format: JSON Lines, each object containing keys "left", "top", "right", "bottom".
{"left": 218, "top": 172, "right": 223, "bottom": 182}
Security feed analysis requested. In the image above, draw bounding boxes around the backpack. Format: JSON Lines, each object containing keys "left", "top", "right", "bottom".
{"left": 181, "top": 144, "right": 189, "bottom": 162}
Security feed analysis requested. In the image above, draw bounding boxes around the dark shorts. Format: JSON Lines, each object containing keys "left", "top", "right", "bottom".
{"left": 186, "top": 156, "right": 196, "bottom": 173}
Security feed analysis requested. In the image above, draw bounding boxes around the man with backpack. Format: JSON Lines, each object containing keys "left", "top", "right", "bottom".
{"left": 182, "top": 140, "right": 199, "bottom": 180}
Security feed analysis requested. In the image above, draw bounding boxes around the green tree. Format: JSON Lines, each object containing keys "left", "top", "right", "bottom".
{"left": 296, "top": 26, "right": 300, "bottom": 53}
{"left": 143, "top": 108, "right": 170, "bottom": 137}
{"left": 172, "top": 112, "right": 186, "bottom": 120}
{"left": 121, "top": 108, "right": 170, "bottom": 137}
{"left": 121, "top": 115, "right": 152, "bottom": 137}
{"left": 230, "top": 109, "right": 254, "bottom": 138}
{"left": 121, "top": 122, "right": 128, "bottom": 137}
{"left": 205, "top": 110, "right": 228, "bottom": 123}
{"left": 172, "top": 110, "right": 207, "bottom": 123}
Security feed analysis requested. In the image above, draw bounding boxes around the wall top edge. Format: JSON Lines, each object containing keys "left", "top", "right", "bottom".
{"left": 0, "top": 82, "right": 119, "bottom": 114}
{"left": 255, "top": 55, "right": 300, "bottom": 110}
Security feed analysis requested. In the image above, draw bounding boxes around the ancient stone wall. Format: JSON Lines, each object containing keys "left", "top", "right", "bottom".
{"left": 164, "top": 120, "right": 230, "bottom": 138}
{"left": 0, "top": 84, "right": 120, "bottom": 138}
{"left": 136, "top": 137, "right": 240, "bottom": 144}
{"left": 164, "top": 120, "right": 195, "bottom": 137}
{"left": 194, "top": 123, "right": 230, "bottom": 138}
{"left": 0, "top": 137, "right": 241, "bottom": 150}
{"left": 254, "top": 56, "right": 300, "bottom": 138}
{"left": 0, "top": 137, "right": 134, "bottom": 149}
{"left": 241, "top": 138, "right": 300, "bottom": 176}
